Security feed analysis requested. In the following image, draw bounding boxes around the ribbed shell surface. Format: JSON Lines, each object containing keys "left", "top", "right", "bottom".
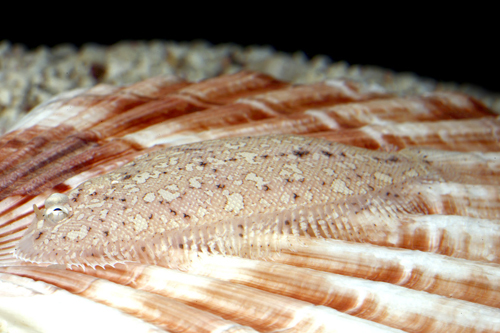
{"left": 0, "top": 71, "right": 499, "bottom": 333}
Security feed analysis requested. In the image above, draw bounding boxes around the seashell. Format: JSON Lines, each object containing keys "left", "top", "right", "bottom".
{"left": 1, "top": 70, "right": 500, "bottom": 333}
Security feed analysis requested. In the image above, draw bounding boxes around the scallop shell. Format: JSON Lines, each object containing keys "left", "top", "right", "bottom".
{"left": 1, "top": 71, "right": 500, "bottom": 333}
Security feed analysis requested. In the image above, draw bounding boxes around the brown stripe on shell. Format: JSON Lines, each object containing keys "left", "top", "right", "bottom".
{"left": 0, "top": 272, "right": 164, "bottom": 332}
{"left": 266, "top": 238, "right": 500, "bottom": 308}
{"left": 1, "top": 265, "right": 260, "bottom": 333}
{"left": 130, "top": 90, "right": 495, "bottom": 146}
{"left": 312, "top": 117, "right": 500, "bottom": 152}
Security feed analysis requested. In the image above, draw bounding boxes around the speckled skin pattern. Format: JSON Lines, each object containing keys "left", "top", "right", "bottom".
{"left": 16, "top": 135, "right": 432, "bottom": 267}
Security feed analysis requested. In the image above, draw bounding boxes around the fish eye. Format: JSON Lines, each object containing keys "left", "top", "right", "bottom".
{"left": 43, "top": 193, "right": 70, "bottom": 224}
{"left": 45, "top": 205, "right": 69, "bottom": 223}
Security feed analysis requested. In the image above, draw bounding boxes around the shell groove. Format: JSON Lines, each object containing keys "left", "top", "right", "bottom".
{"left": 0, "top": 71, "right": 500, "bottom": 333}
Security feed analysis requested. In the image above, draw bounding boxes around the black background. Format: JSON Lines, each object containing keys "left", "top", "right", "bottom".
{"left": 2, "top": 8, "right": 498, "bottom": 92}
